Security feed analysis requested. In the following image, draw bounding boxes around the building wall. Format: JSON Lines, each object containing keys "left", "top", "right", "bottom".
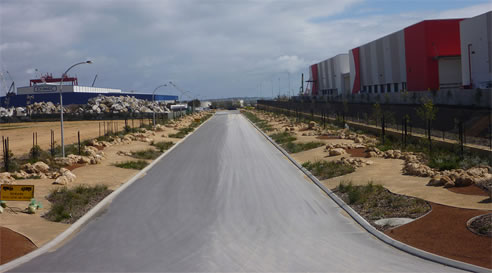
{"left": 404, "top": 19, "right": 463, "bottom": 91}
{"left": 355, "top": 30, "right": 407, "bottom": 94}
{"left": 309, "top": 64, "right": 319, "bottom": 96}
{"left": 349, "top": 48, "right": 361, "bottom": 94}
{"left": 317, "top": 54, "right": 349, "bottom": 96}
{"left": 460, "top": 11, "right": 492, "bottom": 88}
{"left": 17, "top": 85, "right": 122, "bottom": 95}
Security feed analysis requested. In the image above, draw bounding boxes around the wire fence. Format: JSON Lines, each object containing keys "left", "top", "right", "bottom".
{"left": 257, "top": 100, "right": 492, "bottom": 151}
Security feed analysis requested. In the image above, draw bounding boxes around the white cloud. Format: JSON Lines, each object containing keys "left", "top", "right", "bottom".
{"left": 0, "top": 0, "right": 489, "bottom": 98}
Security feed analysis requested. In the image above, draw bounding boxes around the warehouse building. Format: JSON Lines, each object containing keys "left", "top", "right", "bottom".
{"left": 316, "top": 54, "right": 350, "bottom": 96}
{"left": 349, "top": 19, "right": 463, "bottom": 94}
{"left": 460, "top": 11, "right": 492, "bottom": 89}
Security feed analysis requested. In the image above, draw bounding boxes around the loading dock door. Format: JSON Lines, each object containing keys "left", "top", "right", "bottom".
{"left": 439, "top": 57, "right": 462, "bottom": 89}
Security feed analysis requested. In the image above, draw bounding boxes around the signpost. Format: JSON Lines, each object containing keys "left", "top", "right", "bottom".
{"left": 0, "top": 184, "right": 35, "bottom": 201}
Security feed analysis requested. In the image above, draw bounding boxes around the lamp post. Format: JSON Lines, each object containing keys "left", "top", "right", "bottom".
{"left": 152, "top": 84, "right": 167, "bottom": 126}
{"left": 59, "top": 60, "right": 92, "bottom": 158}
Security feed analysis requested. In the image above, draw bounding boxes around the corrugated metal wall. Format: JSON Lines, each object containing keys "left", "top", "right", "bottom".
{"left": 358, "top": 30, "right": 406, "bottom": 93}
{"left": 460, "top": 11, "right": 492, "bottom": 88}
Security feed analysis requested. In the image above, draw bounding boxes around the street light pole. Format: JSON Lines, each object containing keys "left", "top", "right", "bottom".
{"left": 59, "top": 60, "right": 92, "bottom": 158}
{"left": 152, "top": 84, "right": 167, "bottom": 126}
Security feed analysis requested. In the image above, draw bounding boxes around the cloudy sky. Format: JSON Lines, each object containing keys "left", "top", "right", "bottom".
{"left": 0, "top": 0, "right": 490, "bottom": 99}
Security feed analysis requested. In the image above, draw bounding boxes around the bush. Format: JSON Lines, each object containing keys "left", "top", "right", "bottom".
{"left": 131, "top": 149, "right": 162, "bottom": 160}
{"left": 269, "top": 132, "right": 296, "bottom": 144}
{"left": 114, "top": 160, "right": 148, "bottom": 170}
{"left": 44, "top": 185, "right": 111, "bottom": 223}
{"left": 302, "top": 160, "right": 355, "bottom": 179}
{"left": 283, "top": 141, "right": 324, "bottom": 153}
{"left": 152, "top": 141, "right": 174, "bottom": 152}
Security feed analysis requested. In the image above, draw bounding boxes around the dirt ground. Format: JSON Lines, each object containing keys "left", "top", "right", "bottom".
{"left": 386, "top": 203, "right": 492, "bottom": 269}
{"left": 0, "top": 113, "right": 206, "bottom": 265}
{"left": 0, "top": 227, "right": 37, "bottom": 265}
{"left": 0, "top": 119, "right": 152, "bottom": 157}
{"left": 256, "top": 110, "right": 491, "bottom": 210}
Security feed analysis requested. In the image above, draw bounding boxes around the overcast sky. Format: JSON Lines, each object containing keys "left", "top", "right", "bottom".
{"left": 0, "top": 0, "right": 490, "bottom": 99}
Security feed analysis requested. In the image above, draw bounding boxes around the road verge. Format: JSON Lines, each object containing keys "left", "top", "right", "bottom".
{"left": 242, "top": 112, "right": 489, "bottom": 273}
{"left": 0, "top": 113, "right": 215, "bottom": 273}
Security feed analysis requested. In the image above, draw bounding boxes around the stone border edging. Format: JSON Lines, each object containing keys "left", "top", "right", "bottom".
{"left": 0, "top": 114, "right": 215, "bottom": 273}
{"left": 242, "top": 112, "right": 489, "bottom": 273}
{"left": 466, "top": 213, "right": 492, "bottom": 238}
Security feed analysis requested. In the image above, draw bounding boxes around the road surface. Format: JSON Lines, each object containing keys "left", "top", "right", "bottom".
{"left": 11, "top": 111, "right": 460, "bottom": 272}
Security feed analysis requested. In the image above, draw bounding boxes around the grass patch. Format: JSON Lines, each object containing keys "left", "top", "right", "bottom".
{"left": 114, "top": 160, "right": 148, "bottom": 170}
{"left": 11, "top": 175, "right": 41, "bottom": 180}
{"left": 168, "top": 114, "right": 212, "bottom": 138}
{"left": 269, "top": 131, "right": 296, "bottom": 144}
{"left": 335, "top": 181, "right": 430, "bottom": 230}
{"left": 152, "top": 141, "right": 174, "bottom": 152}
{"left": 377, "top": 134, "right": 490, "bottom": 170}
{"left": 44, "top": 185, "right": 112, "bottom": 223}
{"left": 302, "top": 160, "right": 355, "bottom": 179}
{"left": 282, "top": 141, "right": 324, "bottom": 153}
{"left": 241, "top": 111, "right": 274, "bottom": 132}
{"left": 130, "top": 149, "right": 162, "bottom": 160}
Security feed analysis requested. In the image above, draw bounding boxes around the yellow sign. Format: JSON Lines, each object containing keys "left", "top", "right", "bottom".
{"left": 0, "top": 184, "right": 35, "bottom": 201}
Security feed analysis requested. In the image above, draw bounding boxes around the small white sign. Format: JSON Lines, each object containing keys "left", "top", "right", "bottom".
{"left": 34, "top": 85, "right": 58, "bottom": 93}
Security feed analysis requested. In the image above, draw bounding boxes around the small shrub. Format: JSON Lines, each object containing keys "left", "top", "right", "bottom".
{"left": 44, "top": 185, "right": 111, "bottom": 223}
{"left": 114, "top": 160, "right": 148, "bottom": 170}
{"left": 269, "top": 132, "right": 296, "bottom": 144}
{"left": 283, "top": 141, "right": 324, "bottom": 153}
{"left": 30, "top": 145, "right": 42, "bottom": 160}
{"left": 131, "top": 149, "right": 162, "bottom": 160}
{"left": 302, "top": 160, "right": 355, "bottom": 179}
{"left": 152, "top": 141, "right": 174, "bottom": 152}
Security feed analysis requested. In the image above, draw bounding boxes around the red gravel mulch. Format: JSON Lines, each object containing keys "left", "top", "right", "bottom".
{"left": 447, "top": 185, "right": 490, "bottom": 197}
{"left": 385, "top": 202, "right": 492, "bottom": 269}
{"left": 0, "top": 227, "right": 37, "bottom": 265}
{"left": 93, "top": 145, "right": 105, "bottom": 151}
{"left": 345, "top": 148, "right": 369, "bottom": 158}
{"left": 65, "top": 163, "right": 86, "bottom": 171}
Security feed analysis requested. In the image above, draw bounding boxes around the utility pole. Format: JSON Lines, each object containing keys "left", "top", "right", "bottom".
{"left": 301, "top": 73, "right": 304, "bottom": 94}
{"left": 278, "top": 77, "right": 280, "bottom": 98}
{"left": 271, "top": 79, "right": 273, "bottom": 99}
{"left": 288, "top": 72, "right": 291, "bottom": 97}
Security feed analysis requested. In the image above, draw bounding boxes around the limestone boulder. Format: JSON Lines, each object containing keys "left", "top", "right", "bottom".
{"left": 0, "top": 172, "right": 15, "bottom": 184}
{"left": 32, "top": 161, "right": 50, "bottom": 173}
{"left": 329, "top": 148, "right": 346, "bottom": 156}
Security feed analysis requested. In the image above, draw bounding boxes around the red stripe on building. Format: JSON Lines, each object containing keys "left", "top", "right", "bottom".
{"left": 310, "top": 64, "right": 319, "bottom": 96}
{"left": 351, "top": 48, "right": 361, "bottom": 94}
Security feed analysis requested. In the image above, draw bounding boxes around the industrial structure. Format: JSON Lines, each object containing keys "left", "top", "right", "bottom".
{"left": 0, "top": 74, "right": 178, "bottom": 107}
{"left": 310, "top": 54, "right": 350, "bottom": 96}
{"left": 460, "top": 11, "right": 492, "bottom": 89}
{"left": 307, "top": 11, "right": 491, "bottom": 98}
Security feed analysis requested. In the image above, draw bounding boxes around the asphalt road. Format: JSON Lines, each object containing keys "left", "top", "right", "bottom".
{"left": 11, "top": 111, "right": 461, "bottom": 272}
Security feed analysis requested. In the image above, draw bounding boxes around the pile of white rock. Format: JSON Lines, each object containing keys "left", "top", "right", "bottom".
{"left": 0, "top": 107, "right": 26, "bottom": 117}
{"left": 1, "top": 95, "right": 172, "bottom": 117}
{"left": 26, "top": 101, "right": 61, "bottom": 114}
{"left": 72, "top": 95, "right": 170, "bottom": 115}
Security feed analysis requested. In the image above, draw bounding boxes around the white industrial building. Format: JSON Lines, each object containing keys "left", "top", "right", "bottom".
{"left": 17, "top": 84, "right": 122, "bottom": 95}
{"left": 349, "top": 29, "right": 407, "bottom": 94}
{"left": 460, "top": 11, "right": 492, "bottom": 89}
{"left": 317, "top": 54, "right": 350, "bottom": 96}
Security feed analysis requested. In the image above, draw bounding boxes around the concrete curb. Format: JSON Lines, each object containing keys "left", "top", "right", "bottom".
{"left": 0, "top": 114, "right": 214, "bottom": 273}
{"left": 242, "top": 113, "right": 488, "bottom": 273}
